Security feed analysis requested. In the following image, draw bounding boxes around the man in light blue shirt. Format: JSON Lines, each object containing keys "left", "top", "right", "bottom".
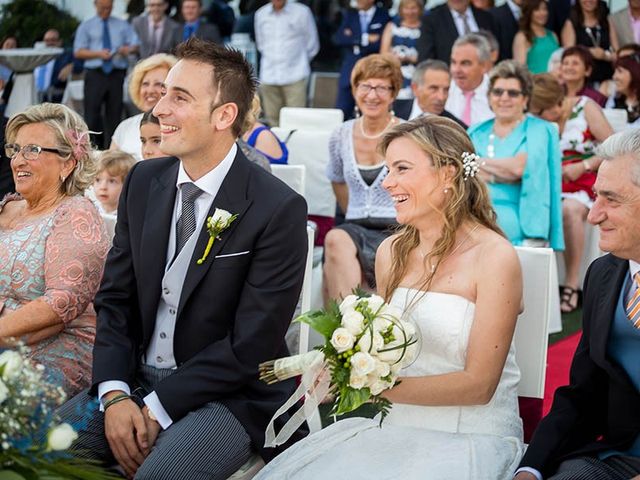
{"left": 74, "top": 0, "right": 139, "bottom": 148}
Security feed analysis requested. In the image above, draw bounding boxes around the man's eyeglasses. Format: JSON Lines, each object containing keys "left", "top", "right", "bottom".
{"left": 356, "top": 83, "right": 394, "bottom": 97}
{"left": 5, "top": 143, "right": 66, "bottom": 161}
{"left": 490, "top": 88, "right": 524, "bottom": 98}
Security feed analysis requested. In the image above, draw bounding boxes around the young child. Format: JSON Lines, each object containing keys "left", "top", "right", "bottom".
{"left": 93, "top": 149, "right": 135, "bottom": 215}
{"left": 139, "top": 110, "right": 164, "bottom": 160}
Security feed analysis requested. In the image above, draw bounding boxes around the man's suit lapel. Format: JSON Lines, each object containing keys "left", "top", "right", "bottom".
{"left": 442, "top": 8, "right": 459, "bottom": 44}
{"left": 177, "top": 152, "right": 253, "bottom": 318}
{"left": 139, "top": 160, "right": 179, "bottom": 327}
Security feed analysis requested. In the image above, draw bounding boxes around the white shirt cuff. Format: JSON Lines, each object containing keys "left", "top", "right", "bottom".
{"left": 98, "top": 381, "right": 131, "bottom": 411}
{"left": 361, "top": 33, "right": 369, "bottom": 46}
{"left": 515, "top": 467, "right": 543, "bottom": 480}
{"left": 143, "top": 391, "right": 173, "bottom": 430}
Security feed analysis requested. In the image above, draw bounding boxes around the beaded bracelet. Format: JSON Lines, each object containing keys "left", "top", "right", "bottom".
{"left": 103, "top": 393, "right": 132, "bottom": 411}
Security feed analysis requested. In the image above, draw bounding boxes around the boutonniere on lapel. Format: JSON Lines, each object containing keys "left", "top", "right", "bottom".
{"left": 196, "top": 208, "right": 238, "bottom": 265}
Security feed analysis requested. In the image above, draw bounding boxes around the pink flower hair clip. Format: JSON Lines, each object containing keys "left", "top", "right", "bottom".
{"left": 65, "top": 128, "right": 92, "bottom": 160}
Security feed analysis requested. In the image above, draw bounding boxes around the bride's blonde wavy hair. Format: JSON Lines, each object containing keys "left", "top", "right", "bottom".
{"left": 378, "top": 116, "right": 504, "bottom": 301}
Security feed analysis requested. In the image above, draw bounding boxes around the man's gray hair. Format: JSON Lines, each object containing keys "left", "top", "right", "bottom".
{"left": 452, "top": 33, "right": 491, "bottom": 63}
{"left": 412, "top": 59, "right": 450, "bottom": 85}
{"left": 596, "top": 129, "right": 640, "bottom": 186}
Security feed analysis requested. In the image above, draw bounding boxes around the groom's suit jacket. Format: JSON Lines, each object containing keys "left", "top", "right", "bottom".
{"left": 519, "top": 254, "right": 640, "bottom": 477}
{"left": 91, "top": 149, "right": 308, "bottom": 460}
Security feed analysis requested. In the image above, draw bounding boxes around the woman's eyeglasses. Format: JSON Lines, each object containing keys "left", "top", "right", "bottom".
{"left": 5, "top": 143, "right": 66, "bottom": 161}
{"left": 489, "top": 88, "right": 524, "bottom": 98}
{"left": 356, "top": 83, "right": 394, "bottom": 97}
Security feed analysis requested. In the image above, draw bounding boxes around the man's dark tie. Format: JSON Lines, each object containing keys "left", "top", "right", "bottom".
{"left": 102, "top": 19, "right": 113, "bottom": 74}
{"left": 176, "top": 182, "right": 203, "bottom": 256}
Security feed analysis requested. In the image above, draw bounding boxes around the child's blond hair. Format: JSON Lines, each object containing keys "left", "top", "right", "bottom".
{"left": 97, "top": 149, "right": 136, "bottom": 181}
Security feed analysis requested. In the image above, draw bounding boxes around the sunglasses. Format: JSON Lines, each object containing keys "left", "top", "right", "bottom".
{"left": 490, "top": 88, "right": 523, "bottom": 98}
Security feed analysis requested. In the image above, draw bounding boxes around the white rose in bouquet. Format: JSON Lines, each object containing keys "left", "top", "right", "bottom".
{"left": 341, "top": 310, "right": 365, "bottom": 336}
{"left": 47, "top": 423, "right": 78, "bottom": 451}
{"left": 377, "top": 341, "right": 405, "bottom": 364}
{"left": 350, "top": 351, "right": 376, "bottom": 377}
{"left": 373, "top": 359, "right": 391, "bottom": 377}
{"left": 330, "top": 328, "right": 355, "bottom": 353}
{"left": 379, "top": 304, "right": 404, "bottom": 321}
{"left": 357, "top": 329, "right": 384, "bottom": 354}
{"left": 0, "top": 378, "right": 8, "bottom": 404}
{"left": 0, "top": 350, "right": 23, "bottom": 380}
{"left": 349, "top": 371, "right": 367, "bottom": 390}
{"left": 366, "top": 294, "right": 385, "bottom": 313}
{"left": 373, "top": 316, "right": 393, "bottom": 334}
{"left": 368, "top": 377, "right": 393, "bottom": 396}
{"left": 339, "top": 294, "right": 359, "bottom": 315}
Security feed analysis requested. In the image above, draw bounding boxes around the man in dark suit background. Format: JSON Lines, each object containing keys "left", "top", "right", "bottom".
{"left": 132, "top": 0, "right": 182, "bottom": 59}
{"left": 490, "top": 0, "right": 521, "bottom": 61}
{"left": 176, "top": 0, "right": 222, "bottom": 45}
{"left": 333, "top": 0, "right": 390, "bottom": 119}
{"left": 515, "top": 129, "right": 640, "bottom": 480}
{"left": 59, "top": 38, "right": 307, "bottom": 479}
{"left": 34, "top": 29, "right": 77, "bottom": 103}
{"left": 416, "top": 0, "right": 496, "bottom": 64}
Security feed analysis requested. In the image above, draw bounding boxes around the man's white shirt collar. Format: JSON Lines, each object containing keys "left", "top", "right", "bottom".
{"left": 176, "top": 142, "right": 237, "bottom": 199}
{"left": 506, "top": 0, "right": 521, "bottom": 20}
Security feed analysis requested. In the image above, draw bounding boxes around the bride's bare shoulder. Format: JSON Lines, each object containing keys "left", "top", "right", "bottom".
{"left": 472, "top": 227, "right": 520, "bottom": 272}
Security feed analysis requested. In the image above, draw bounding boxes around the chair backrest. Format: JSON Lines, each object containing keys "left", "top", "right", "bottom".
{"left": 271, "top": 164, "right": 306, "bottom": 197}
{"left": 298, "top": 226, "right": 316, "bottom": 355}
{"left": 514, "top": 246, "right": 552, "bottom": 399}
{"left": 272, "top": 127, "right": 336, "bottom": 218}
{"left": 603, "top": 108, "right": 628, "bottom": 133}
{"left": 279, "top": 107, "right": 344, "bottom": 131}
{"left": 308, "top": 72, "right": 340, "bottom": 109}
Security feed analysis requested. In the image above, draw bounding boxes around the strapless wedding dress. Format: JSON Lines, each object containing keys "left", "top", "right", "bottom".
{"left": 256, "top": 288, "right": 524, "bottom": 480}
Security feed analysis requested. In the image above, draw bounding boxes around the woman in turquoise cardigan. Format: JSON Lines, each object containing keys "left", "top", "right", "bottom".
{"left": 468, "top": 60, "right": 564, "bottom": 250}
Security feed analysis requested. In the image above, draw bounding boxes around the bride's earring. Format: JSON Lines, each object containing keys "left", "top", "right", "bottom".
{"left": 443, "top": 188, "right": 449, "bottom": 193}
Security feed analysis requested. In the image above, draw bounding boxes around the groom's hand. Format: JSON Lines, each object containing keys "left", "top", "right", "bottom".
{"left": 104, "top": 391, "right": 148, "bottom": 478}
{"left": 141, "top": 405, "right": 162, "bottom": 452}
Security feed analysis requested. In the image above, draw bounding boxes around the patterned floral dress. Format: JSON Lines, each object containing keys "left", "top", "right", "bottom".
{"left": 0, "top": 195, "right": 109, "bottom": 397}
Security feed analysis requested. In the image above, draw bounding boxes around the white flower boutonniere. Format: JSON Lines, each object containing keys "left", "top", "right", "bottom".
{"left": 196, "top": 208, "right": 238, "bottom": 265}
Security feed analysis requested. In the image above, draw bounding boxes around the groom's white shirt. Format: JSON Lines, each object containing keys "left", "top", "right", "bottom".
{"left": 98, "top": 143, "right": 237, "bottom": 429}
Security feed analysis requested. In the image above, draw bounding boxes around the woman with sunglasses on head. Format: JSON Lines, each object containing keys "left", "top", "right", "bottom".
{"left": 469, "top": 60, "right": 564, "bottom": 250}
{"left": 0, "top": 103, "right": 109, "bottom": 397}
{"left": 323, "top": 54, "right": 403, "bottom": 305}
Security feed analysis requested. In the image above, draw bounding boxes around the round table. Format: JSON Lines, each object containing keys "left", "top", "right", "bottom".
{"left": 0, "top": 47, "right": 64, "bottom": 117}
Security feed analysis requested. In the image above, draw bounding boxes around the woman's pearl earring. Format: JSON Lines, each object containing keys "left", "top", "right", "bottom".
{"left": 444, "top": 188, "right": 449, "bottom": 193}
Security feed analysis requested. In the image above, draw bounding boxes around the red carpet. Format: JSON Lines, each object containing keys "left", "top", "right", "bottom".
{"left": 543, "top": 332, "right": 582, "bottom": 415}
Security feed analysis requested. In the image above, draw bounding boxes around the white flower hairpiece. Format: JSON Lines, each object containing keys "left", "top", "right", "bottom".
{"left": 461, "top": 152, "right": 480, "bottom": 181}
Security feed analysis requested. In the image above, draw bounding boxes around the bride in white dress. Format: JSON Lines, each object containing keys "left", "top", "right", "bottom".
{"left": 256, "top": 116, "right": 524, "bottom": 479}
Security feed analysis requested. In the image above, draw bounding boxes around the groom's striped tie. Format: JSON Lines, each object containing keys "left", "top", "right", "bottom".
{"left": 176, "top": 182, "right": 203, "bottom": 255}
{"left": 626, "top": 272, "right": 640, "bottom": 328}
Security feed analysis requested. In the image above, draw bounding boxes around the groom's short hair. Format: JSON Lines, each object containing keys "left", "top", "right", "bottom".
{"left": 175, "top": 38, "right": 258, "bottom": 137}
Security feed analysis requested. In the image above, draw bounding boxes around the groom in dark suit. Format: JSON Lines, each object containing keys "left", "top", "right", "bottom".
{"left": 60, "top": 38, "right": 308, "bottom": 479}
{"left": 515, "top": 129, "right": 640, "bottom": 479}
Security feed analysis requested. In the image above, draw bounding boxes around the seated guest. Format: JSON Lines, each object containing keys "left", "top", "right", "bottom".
{"left": 560, "top": 45, "right": 608, "bottom": 106}
{"left": 256, "top": 116, "right": 524, "bottom": 479}
{"left": 605, "top": 54, "right": 640, "bottom": 124}
{"left": 241, "top": 95, "right": 288, "bottom": 165}
{"left": 599, "top": 43, "right": 640, "bottom": 97}
{"left": 110, "top": 53, "right": 177, "bottom": 161}
{"left": 446, "top": 33, "right": 495, "bottom": 128}
{"left": 175, "top": 0, "right": 222, "bottom": 44}
{"left": 529, "top": 73, "right": 613, "bottom": 313}
{"left": 0, "top": 103, "right": 110, "bottom": 397}
{"left": 394, "top": 59, "right": 466, "bottom": 128}
{"left": 515, "top": 128, "right": 640, "bottom": 480}
{"left": 468, "top": 60, "right": 564, "bottom": 249}
{"left": 323, "top": 54, "right": 401, "bottom": 303}
{"left": 34, "top": 29, "right": 76, "bottom": 103}
{"left": 513, "top": 0, "right": 560, "bottom": 74}
{"left": 93, "top": 149, "right": 136, "bottom": 215}
{"left": 139, "top": 110, "right": 164, "bottom": 160}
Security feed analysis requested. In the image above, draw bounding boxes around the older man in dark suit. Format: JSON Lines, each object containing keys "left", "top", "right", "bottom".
{"left": 515, "top": 129, "right": 640, "bottom": 480}
{"left": 132, "top": 0, "right": 181, "bottom": 59}
{"left": 59, "top": 38, "right": 307, "bottom": 480}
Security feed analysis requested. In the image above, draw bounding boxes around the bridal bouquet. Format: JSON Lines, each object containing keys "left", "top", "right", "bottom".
{"left": 261, "top": 293, "right": 419, "bottom": 446}
{"left": 0, "top": 348, "right": 118, "bottom": 479}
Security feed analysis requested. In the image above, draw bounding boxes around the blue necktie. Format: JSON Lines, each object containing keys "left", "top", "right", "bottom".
{"left": 36, "top": 63, "right": 48, "bottom": 92}
{"left": 183, "top": 24, "right": 195, "bottom": 41}
{"left": 102, "top": 19, "right": 113, "bottom": 74}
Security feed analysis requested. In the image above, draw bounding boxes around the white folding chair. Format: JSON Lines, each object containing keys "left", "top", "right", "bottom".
{"left": 603, "top": 108, "right": 628, "bottom": 133}
{"left": 278, "top": 107, "right": 344, "bottom": 131}
{"left": 270, "top": 164, "right": 306, "bottom": 197}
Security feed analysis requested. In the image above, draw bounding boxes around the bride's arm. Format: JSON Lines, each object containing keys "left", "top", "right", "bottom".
{"left": 383, "top": 238, "right": 522, "bottom": 406}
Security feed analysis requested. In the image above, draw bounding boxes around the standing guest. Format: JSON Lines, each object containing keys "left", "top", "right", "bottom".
{"left": 333, "top": 0, "right": 390, "bottom": 120}
{"left": 445, "top": 33, "right": 494, "bottom": 128}
{"left": 561, "top": 45, "right": 608, "bottom": 106}
{"left": 394, "top": 59, "right": 466, "bottom": 127}
{"left": 513, "top": 0, "right": 560, "bottom": 74}
{"left": 58, "top": 38, "right": 307, "bottom": 479}
{"left": 472, "top": 0, "right": 494, "bottom": 10}
{"left": 254, "top": 0, "right": 319, "bottom": 127}
{"left": 416, "top": 0, "right": 497, "bottom": 64}
{"left": 515, "top": 128, "right": 640, "bottom": 480}
{"left": 242, "top": 95, "right": 288, "bottom": 164}
{"left": 93, "top": 150, "right": 136, "bottom": 215}
{"left": 0, "top": 103, "right": 109, "bottom": 397}
{"left": 380, "top": 0, "right": 423, "bottom": 100}
{"left": 605, "top": 55, "right": 640, "bottom": 124}
{"left": 110, "top": 53, "right": 177, "bottom": 161}
{"left": 477, "top": 29, "right": 500, "bottom": 67}
{"left": 561, "top": 0, "right": 618, "bottom": 85}
{"left": 132, "top": 0, "right": 181, "bottom": 59}
{"left": 546, "top": 0, "right": 571, "bottom": 38}
{"left": 175, "top": 0, "right": 222, "bottom": 44}
{"left": 139, "top": 110, "right": 164, "bottom": 160}
{"left": 491, "top": 0, "right": 522, "bottom": 61}
{"left": 74, "top": 0, "right": 140, "bottom": 149}
{"left": 611, "top": 0, "right": 640, "bottom": 46}
{"left": 34, "top": 29, "right": 75, "bottom": 103}
{"left": 323, "top": 54, "right": 401, "bottom": 303}
{"left": 468, "top": 61, "right": 564, "bottom": 249}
